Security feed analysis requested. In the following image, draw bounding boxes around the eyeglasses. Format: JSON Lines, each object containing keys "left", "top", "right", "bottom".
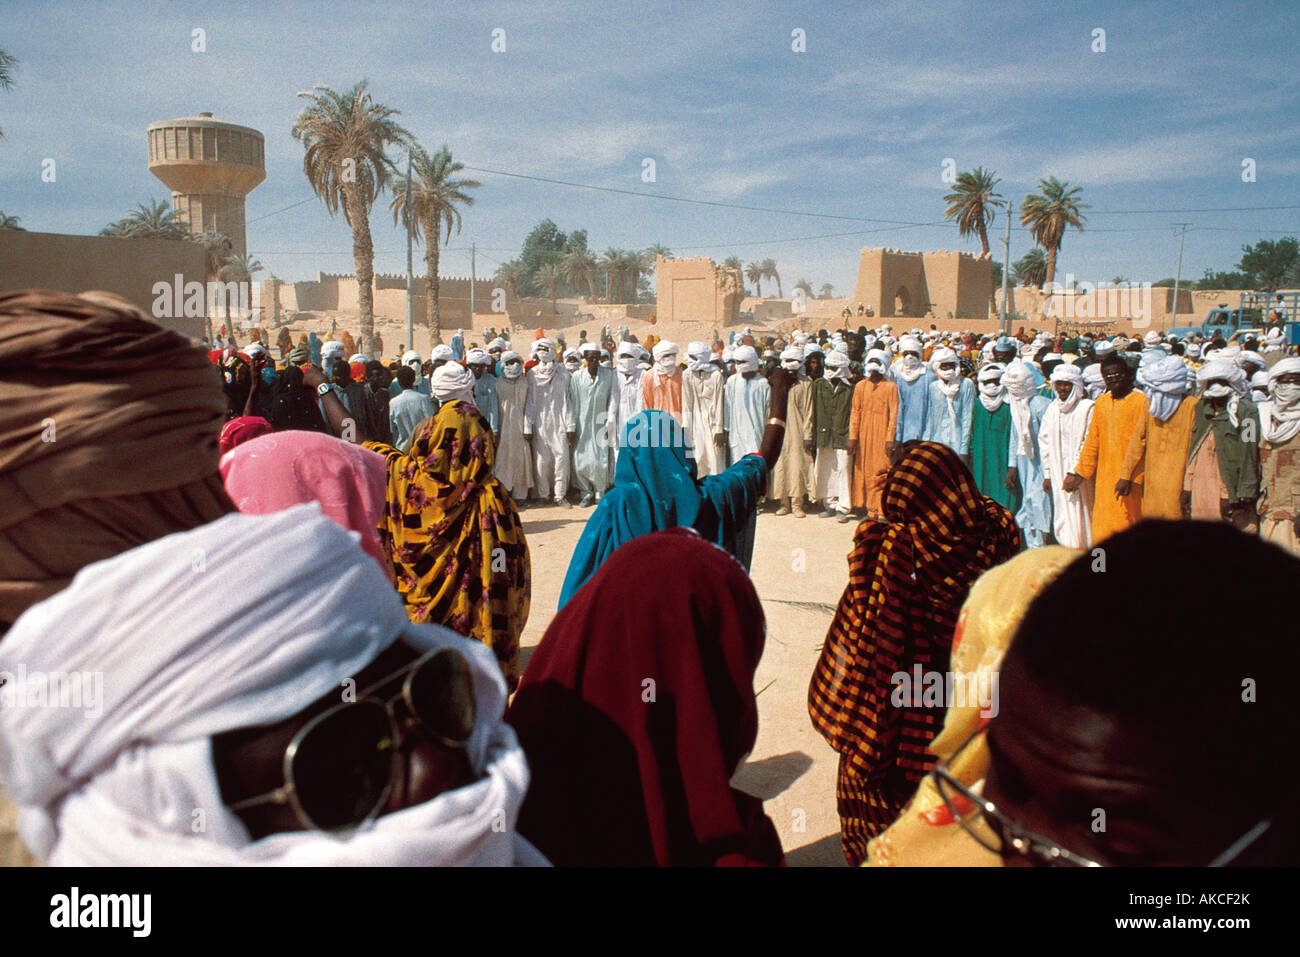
{"left": 226, "top": 646, "right": 477, "bottom": 833}
{"left": 929, "top": 725, "right": 1274, "bottom": 867}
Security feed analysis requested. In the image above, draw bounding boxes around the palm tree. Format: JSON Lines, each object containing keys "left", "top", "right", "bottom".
{"left": 195, "top": 230, "right": 233, "bottom": 280}
{"left": 794, "top": 278, "right": 813, "bottom": 298}
{"left": 562, "top": 247, "right": 599, "bottom": 301}
{"left": 0, "top": 49, "right": 16, "bottom": 140}
{"left": 819, "top": 282, "right": 834, "bottom": 299}
{"left": 216, "top": 253, "right": 264, "bottom": 327}
{"left": 644, "top": 244, "right": 671, "bottom": 272}
{"left": 744, "top": 262, "right": 763, "bottom": 297}
{"left": 293, "top": 81, "right": 412, "bottom": 353}
{"left": 1011, "top": 248, "right": 1049, "bottom": 289}
{"left": 0, "top": 211, "right": 23, "bottom": 230}
{"left": 600, "top": 248, "right": 625, "bottom": 303}
{"left": 494, "top": 260, "right": 525, "bottom": 302}
{"left": 944, "top": 167, "right": 1003, "bottom": 255}
{"left": 723, "top": 256, "right": 743, "bottom": 272}
{"left": 389, "top": 144, "right": 480, "bottom": 344}
{"left": 761, "top": 258, "right": 782, "bottom": 298}
{"left": 536, "top": 263, "right": 562, "bottom": 313}
{"left": 1019, "top": 177, "right": 1088, "bottom": 287}
{"left": 625, "top": 249, "right": 654, "bottom": 303}
{"left": 100, "top": 198, "right": 191, "bottom": 240}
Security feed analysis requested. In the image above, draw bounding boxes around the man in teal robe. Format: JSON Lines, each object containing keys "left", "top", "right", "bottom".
{"left": 570, "top": 343, "right": 619, "bottom": 506}
{"left": 971, "top": 364, "right": 1021, "bottom": 515}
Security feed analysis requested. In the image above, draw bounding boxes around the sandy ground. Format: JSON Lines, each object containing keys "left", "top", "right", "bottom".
{"left": 515, "top": 499, "right": 859, "bottom": 867}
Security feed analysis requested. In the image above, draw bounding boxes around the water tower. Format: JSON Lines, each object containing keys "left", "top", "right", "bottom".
{"left": 147, "top": 112, "right": 265, "bottom": 260}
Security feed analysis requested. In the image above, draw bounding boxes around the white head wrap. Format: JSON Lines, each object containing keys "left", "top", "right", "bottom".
{"left": 429, "top": 361, "right": 477, "bottom": 405}
{"left": 865, "top": 348, "right": 889, "bottom": 375}
{"left": 244, "top": 343, "right": 268, "bottom": 360}
{"left": 579, "top": 341, "right": 600, "bottom": 356}
{"left": 780, "top": 346, "right": 803, "bottom": 372}
{"left": 0, "top": 507, "right": 542, "bottom": 866}
{"left": 430, "top": 344, "right": 455, "bottom": 363}
{"left": 487, "top": 338, "right": 507, "bottom": 352}
{"left": 1197, "top": 359, "right": 1247, "bottom": 427}
{"left": 1092, "top": 340, "right": 1116, "bottom": 359}
{"left": 978, "top": 362, "right": 1007, "bottom": 413}
{"left": 347, "top": 352, "right": 367, "bottom": 365}
{"left": 733, "top": 345, "right": 760, "bottom": 374}
{"left": 1261, "top": 357, "right": 1300, "bottom": 444}
{"left": 802, "top": 343, "right": 823, "bottom": 360}
{"left": 824, "top": 350, "right": 851, "bottom": 381}
{"left": 1049, "top": 363, "right": 1086, "bottom": 413}
{"left": 1143, "top": 331, "right": 1162, "bottom": 348}
{"left": 652, "top": 340, "right": 680, "bottom": 376}
{"left": 1143, "top": 354, "right": 1193, "bottom": 422}
{"left": 402, "top": 350, "right": 422, "bottom": 367}
{"left": 686, "top": 341, "right": 713, "bottom": 373}
{"left": 320, "top": 340, "right": 346, "bottom": 365}
{"left": 465, "top": 348, "right": 491, "bottom": 366}
{"left": 501, "top": 350, "right": 524, "bottom": 379}
{"left": 1081, "top": 363, "right": 1105, "bottom": 399}
{"left": 1237, "top": 350, "right": 1266, "bottom": 373}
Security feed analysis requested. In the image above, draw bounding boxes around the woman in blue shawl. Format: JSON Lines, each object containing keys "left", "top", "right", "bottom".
{"left": 559, "top": 371, "right": 794, "bottom": 607}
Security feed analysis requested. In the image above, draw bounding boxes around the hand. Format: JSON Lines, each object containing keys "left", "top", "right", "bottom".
{"left": 1179, "top": 490, "right": 1192, "bottom": 519}
{"left": 1220, "top": 498, "right": 1234, "bottom": 522}
{"left": 714, "top": 433, "right": 727, "bottom": 448}
{"left": 1004, "top": 468, "right": 1019, "bottom": 493}
{"left": 301, "top": 365, "right": 325, "bottom": 390}
{"left": 1114, "top": 479, "right": 1132, "bottom": 499}
{"left": 803, "top": 440, "right": 815, "bottom": 456}
{"left": 1042, "top": 478, "right": 1051, "bottom": 493}
{"left": 846, "top": 439, "right": 859, "bottom": 455}
{"left": 1061, "top": 473, "right": 1082, "bottom": 493}
{"left": 567, "top": 430, "right": 578, "bottom": 447}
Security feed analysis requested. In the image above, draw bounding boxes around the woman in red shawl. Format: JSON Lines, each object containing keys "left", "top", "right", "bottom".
{"left": 506, "top": 527, "right": 783, "bottom": 867}
{"left": 808, "top": 441, "right": 1020, "bottom": 865}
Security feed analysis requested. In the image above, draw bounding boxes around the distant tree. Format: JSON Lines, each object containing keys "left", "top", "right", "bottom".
{"left": 600, "top": 247, "right": 625, "bottom": 303}
{"left": 389, "top": 143, "right": 480, "bottom": 343}
{"left": 760, "top": 258, "right": 782, "bottom": 298}
{"left": 292, "top": 80, "right": 412, "bottom": 352}
{"left": 520, "top": 219, "right": 567, "bottom": 295}
{"left": 217, "top": 253, "right": 264, "bottom": 326}
{"left": 744, "top": 262, "right": 763, "bottom": 297}
{"left": 0, "top": 48, "right": 16, "bottom": 140}
{"left": 623, "top": 250, "right": 649, "bottom": 303}
{"left": 100, "top": 198, "right": 191, "bottom": 240}
{"left": 819, "top": 282, "right": 834, "bottom": 299}
{"left": 1238, "top": 237, "right": 1300, "bottom": 292}
{"left": 1195, "top": 270, "right": 1253, "bottom": 291}
{"left": 1019, "top": 177, "right": 1088, "bottom": 287}
{"left": 1011, "top": 247, "right": 1049, "bottom": 289}
{"left": 0, "top": 211, "right": 24, "bottom": 230}
{"left": 794, "top": 278, "right": 813, "bottom": 298}
{"left": 944, "top": 166, "right": 1002, "bottom": 255}
{"left": 536, "top": 262, "right": 562, "bottom": 313}
{"left": 562, "top": 247, "right": 599, "bottom": 301}
{"left": 723, "top": 255, "right": 743, "bottom": 272}
{"left": 494, "top": 260, "right": 525, "bottom": 300}
{"left": 1109, "top": 276, "right": 1126, "bottom": 285}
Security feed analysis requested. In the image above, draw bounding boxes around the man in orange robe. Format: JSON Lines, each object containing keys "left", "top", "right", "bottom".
{"left": 848, "top": 349, "right": 899, "bottom": 518}
{"left": 1063, "top": 355, "right": 1147, "bottom": 544}
{"left": 1121, "top": 354, "right": 1198, "bottom": 519}
{"left": 641, "top": 339, "right": 683, "bottom": 425}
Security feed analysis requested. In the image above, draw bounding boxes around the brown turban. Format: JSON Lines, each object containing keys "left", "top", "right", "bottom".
{"left": 0, "top": 290, "right": 235, "bottom": 632}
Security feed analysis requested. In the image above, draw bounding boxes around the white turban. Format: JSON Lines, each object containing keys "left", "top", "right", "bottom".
{"left": 930, "top": 346, "right": 958, "bottom": 370}
{"left": 1143, "top": 354, "right": 1193, "bottom": 422}
{"left": 1237, "top": 350, "right": 1266, "bottom": 373}
{"left": 803, "top": 343, "right": 823, "bottom": 359}
{"left": 0, "top": 506, "right": 541, "bottom": 866}
{"left": 865, "top": 348, "right": 889, "bottom": 374}
{"left": 825, "top": 350, "right": 851, "bottom": 380}
{"left": 733, "top": 345, "right": 760, "bottom": 374}
{"left": 780, "top": 346, "right": 803, "bottom": 371}
{"left": 1081, "top": 363, "right": 1105, "bottom": 399}
{"left": 1143, "top": 331, "right": 1162, "bottom": 348}
{"left": 686, "top": 341, "right": 713, "bottom": 373}
{"left": 563, "top": 348, "right": 581, "bottom": 363}
{"left": 1185, "top": 343, "right": 1202, "bottom": 359}
{"left": 430, "top": 344, "right": 455, "bottom": 363}
{"left": 320, "top": 340, "right": 346, "bottom": 364}
{"left": 487, "top": 338, "right": 507, "bottom": 351}
{"left": 721, "top": 347, "right": 735, "bottom": 362}
{"left": 465, "top": 348, "right": 490, "bottom": 366}
{"left": 244, "top": 343, "right": 267, "bottom": 360}
{"left": 652, "top": 340, "right": 679, "bottom": 360}
{"left": 1093, "top": 340, "right": 1116, "bottom": 358}
{"left": 1261, "top": 357, "right": 1300, "bottom": 444}
{"left": 616, "top": 341, "right": 638, "bottom": 359}
{"left": 402, "top": 350, "right": 422, "bottom": 367}
{"left": 898, "top": 335, "right": 922, "bottom": 354}
{"left": 1049, "top": 362, "right": 1085, "bottom": 412}
{"left": 579, "top": 341, "right": 600, "bottom": 355}
{"left": 533, "top": 338, "right": 555, "bottom": 359}
{"left": 1197, "top": 358, "right": 1247, "bottom": 426}
{"left": 348, "top": 353, "right": 367, "bottom": 365}
{"left": 429, "top": 361, "right": 477, "bottom": 405}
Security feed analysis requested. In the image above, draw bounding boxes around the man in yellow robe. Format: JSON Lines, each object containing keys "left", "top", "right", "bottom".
{"left": 1121, "top": 354, "right": 1198, "bottom": 519}
{"left": 1063, "top": 356, "right": 1147, "bottom": 544}
{"left": 848, "top": 349, "right": 899, "bottom": 519}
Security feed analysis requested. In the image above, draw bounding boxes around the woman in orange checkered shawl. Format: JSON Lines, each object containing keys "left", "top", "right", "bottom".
{"left": 365, "top": 401, "right": 531, "bottom": 688}
{"left": 808, "top": 440, "right": 1020, "bottom": 865}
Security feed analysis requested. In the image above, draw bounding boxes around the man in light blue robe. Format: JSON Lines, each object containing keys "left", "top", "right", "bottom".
{"left": 723, "top": 345, "right": 771, "bottom": 465}
{"left": 891, "top": 334, "right": 931, "bottom": 445}
{"left": 1003, "top": 360, "right": 1053, "bottom": 547}
{"left": 450, "top": 328, "right": 465, "bottom": 361}
{"left": 467, "top": 348, "right": 500, "bottom": 433}
{"left": 569, "top": 343, "right": 619, "bottom": 506}
{"left": 922, "top": 347, "right": 975, "bottom": 457}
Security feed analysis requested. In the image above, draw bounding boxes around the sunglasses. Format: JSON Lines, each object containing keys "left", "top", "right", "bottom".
{"left": 929, "top": 725, "right": 1273, "bottom": 867}
{"left": 226, "top": 646, "right": 477, "bottom": 833}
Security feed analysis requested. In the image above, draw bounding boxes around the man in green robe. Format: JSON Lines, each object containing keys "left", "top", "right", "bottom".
{"left": 971, "top": 364, "right": 1021, "bottom": 515}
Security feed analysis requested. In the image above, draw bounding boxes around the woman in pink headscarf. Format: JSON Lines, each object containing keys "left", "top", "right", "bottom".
{"left": 219, "top": 431, "right": 390, "bottom": 571}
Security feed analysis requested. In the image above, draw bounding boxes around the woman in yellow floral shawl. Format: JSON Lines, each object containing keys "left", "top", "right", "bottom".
{"left": 365, "top": 400, "right": 530, "bottom": 687}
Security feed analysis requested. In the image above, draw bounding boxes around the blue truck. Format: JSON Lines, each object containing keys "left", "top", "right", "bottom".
{"left": 1170, "top": 291, "right": 1300, "bottom": 345}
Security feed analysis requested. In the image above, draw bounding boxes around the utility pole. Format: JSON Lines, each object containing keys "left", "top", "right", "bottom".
{"left": 470, "top": 242, "right": 476, "bottom": 318}
{"left": 1000, "top": 202, "right": 1012, "bottom": 336}
{"left": 404, "top": 149, "right": 414, "bottom": 353}
{"left": 1169, "top": 223, "right": 1190, "bottom": 333}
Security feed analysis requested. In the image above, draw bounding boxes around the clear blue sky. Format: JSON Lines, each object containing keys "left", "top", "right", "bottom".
{"left": 2, "top": 0, "right": 1297, "bottom": 295}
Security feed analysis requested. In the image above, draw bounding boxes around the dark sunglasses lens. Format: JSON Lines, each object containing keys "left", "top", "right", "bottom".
{"left": 291, "top": 702, "right": 393, "bottom": 831}
{"left": 407, "top": 649, "right": 476, "bottom": 743}
{"left": 933, "top": 771, "right": 1002, "bottom": 854}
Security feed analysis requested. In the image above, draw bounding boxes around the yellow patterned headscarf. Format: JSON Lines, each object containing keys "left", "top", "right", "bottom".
{"left": 864, "top": 545, "right": 1077, "bottom": 867}
{"left": 365, "top": 401, "right": 530, "bottom": 686}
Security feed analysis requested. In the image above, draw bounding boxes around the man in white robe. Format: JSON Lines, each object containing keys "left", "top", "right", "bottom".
{"left": 569, "top": 342, "right": 618, "bottom": 506}
{"left": 681, "top": 340, "right": 727, "bottom": 476}
{"left": 1038, "top": 363, "right": 1096, "bottom": 548}
{"left": 611, "top": 341, "right": 645, "bottom": 468}
{"left": 493, "top": 350, "right": 532, "bottom": 502}
{"left": 524, "top": 338, "right": 575, "bottom": 507}
{"left": 723, "top": 345, "right": 770, "bottom": 465}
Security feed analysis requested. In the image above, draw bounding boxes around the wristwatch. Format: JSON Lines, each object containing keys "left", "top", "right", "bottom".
{"left": 317, "top": 383, "right": 332, "bottom": 397}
